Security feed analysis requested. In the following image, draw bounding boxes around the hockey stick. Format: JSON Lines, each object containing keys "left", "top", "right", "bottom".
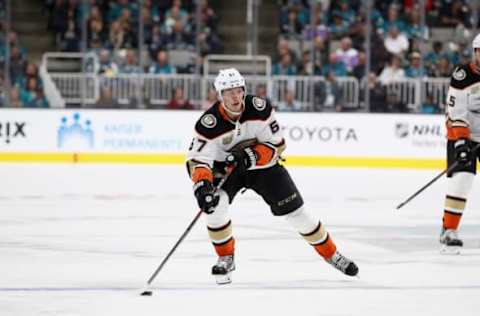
{"left": 140, "top": 173, "right": 230, "bottom": 296}
{"left": 396, "top": 143, "right": 480, "bottom": 210}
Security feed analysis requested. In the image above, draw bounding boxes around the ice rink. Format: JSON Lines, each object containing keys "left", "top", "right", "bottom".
{"left": 1, "top": 163, "right": 480, "bottom": 316}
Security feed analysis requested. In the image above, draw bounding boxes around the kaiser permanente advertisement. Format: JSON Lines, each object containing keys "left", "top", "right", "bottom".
{"left": 0, "top": 109, "right": 446, "bottom": 168}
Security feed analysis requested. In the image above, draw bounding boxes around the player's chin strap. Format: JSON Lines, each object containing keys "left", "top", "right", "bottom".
{"left": 221, "top": 101, "right": 244, "bottom": 118}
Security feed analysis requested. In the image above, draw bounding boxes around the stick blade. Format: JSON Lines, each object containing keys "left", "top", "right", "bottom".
{"left": 140, "top": 290, "right": 153, "bottom": 296}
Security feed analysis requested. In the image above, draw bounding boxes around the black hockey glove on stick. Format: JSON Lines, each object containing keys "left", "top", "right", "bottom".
{"left": 193, "top": 180, "right": 219, "bottom": 214}
{"left": 454, "top": 138, "right": 472, "bottom": 166}
{"left": 226, "top": 147, "right": 257, "bottom": 174}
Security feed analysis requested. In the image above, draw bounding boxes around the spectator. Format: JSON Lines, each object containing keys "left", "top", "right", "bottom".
{"left": 319, "top": 52, "right": 348, "bottom": 77}
{"left": 166, "top": 87, "right": 193, "bottom": 110}
{"left": 335, "top": 37, "right": 359, "bottom": 73}
{"left": 149, "top": 50, "right": 176, "bottom": 74}
{"left": 405, "top": 52, "right": 425, "bottom": 78}
{"left": 384, "top": 25, "right": 409, "bottom": 56}
{"left": 352, "top": 51, "right": 366, "bottom": 81}
{"left": 440, "top": 0, "right": 471, "bottom": 28}
{"left": 365, "top": 72, "right": 387, "bottom": 112}
{"left": 97, "top": 49, "right": 119, "bottom": 76}
{"left": 314, "top": 71, "right": 344, "bottom": 112}
{"left": 273, "top": 53, "right": 297, "bottom": 75}
{"left": 386, "top": 90, "right": 408, "bottom": 113}
{"left": 302, "top": 6, "right": 328, "bottom": 41}
{"left": 120, "top": 49, "right": 141, "bottom": 74}
{"left": 432, "top": 57, "right": 452, "bottom": 78}
{"left": 9, "top": 87, "right": 23, "bottom": 108}
{"left": 378, "top": 4, "right": 407, "bottom": 35}
{"left": 328, "top": 12, "right": 349, "bottom": 40}
{"left": 312, "top": 35, "right": 328, "bottom": 72}
{"left": 19, "top": 77, "right": 39, "bottom": 106}
{"left": 422, "top": 93, "right": 439, "bottom": 113}
{"left": 273, "top": 38, "right": 298, "bottom": 65}
{"left": 87, "top": 5, "right": 105, "bottom": 48}
{"left": 95, "top": 85, "right": 116, "bottom": 108}
{"left": 333, "top": 0, "right": 356, "bottom": 27}
{"left": 107, "top": 0, "right": 138, "bottom": 23}
{"left": 297, "top": 50, "right": 313, "bottom": 75}
{"left": 62, "top": 7, "right": 81, "bottom": 51}
{"left": 26, "top": 88, "right": 49, "bottom": 108}
{"left": 378, "top": 54, "right": 405, "bottom": 85}
{"left": 163, "top": 19, "right": 194, "bottom": 51}
{"left": 280, "top": 8, "right": 302, "bottom": 37}
{"left": 202, "top": 87, "right": 217, "bottom": 110}
{"left": 407, "top": 8, "right": 428, "bottom": 40}
{"left": 425, "top": 41, "right": 445, "bottom": 70}
{"left": 108, "top": 20, "right": 126, "bottom": 50}
{"left": 370, "top": 32, "right": 390, "bottom": 74}
{"left": 277, "top": 89, "right": 301, "bottom": 112}
{"left": 148, "top": 25, "right": 163, "bottom": 56}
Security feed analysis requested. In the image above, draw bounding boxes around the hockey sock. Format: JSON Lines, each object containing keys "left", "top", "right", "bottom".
{"left": 285, "top": 206, "right": 337, "bottom": 260}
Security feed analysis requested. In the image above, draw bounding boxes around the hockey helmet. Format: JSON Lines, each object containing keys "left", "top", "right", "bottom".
{"left": 214, "top": 68, "right": 246, "bottom": 98}
{"left": 472, "top": 33, "right": 480, "bottom": 51}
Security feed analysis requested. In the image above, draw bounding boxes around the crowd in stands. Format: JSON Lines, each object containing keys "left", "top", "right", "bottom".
{"left": 275, "top": 0, "right": 475, "bottom": 113}
{"left": 44, "top": 0, "right": 221, "bottom": 74}
{"left": 0, "top": 0, "right": 50, "bottom": 108}
{"left": 0, "top": 0, "right": 478, "bottom": 112}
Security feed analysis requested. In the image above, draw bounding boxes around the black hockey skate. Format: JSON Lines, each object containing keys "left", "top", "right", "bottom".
{"left": 440, "top": 228, "right": 463, "bottom": 255}
{"left": 326, "top": 251, "right": 359, "bottom": 276}
{"left": 212, "top": 255, "right": 235, "bottom": 284}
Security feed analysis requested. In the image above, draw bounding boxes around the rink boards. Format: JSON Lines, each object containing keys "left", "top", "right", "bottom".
{"left": 0, "top": 109, "right": 450, "bottom": 169}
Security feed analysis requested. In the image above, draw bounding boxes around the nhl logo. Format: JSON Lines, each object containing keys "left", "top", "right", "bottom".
{"left": 395, "top": 122, "right": 409, "bottom": 138}
{"left": 201, "top": 114, "right": 217, "bottom": 128}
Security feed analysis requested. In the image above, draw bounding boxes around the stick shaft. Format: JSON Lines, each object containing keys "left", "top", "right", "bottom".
{"left": 144, "top": 174, "right": 230, "bottom": 287}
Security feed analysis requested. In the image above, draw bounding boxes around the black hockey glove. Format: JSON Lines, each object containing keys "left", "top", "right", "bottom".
{"left": 193, "top": 180, "right": 219, "bottom": 214}
{"left": 454, "top": 139, "right": 472, "bottom": 166}
{"left": 226, "top": 147, "right": 257, "bottom": 174}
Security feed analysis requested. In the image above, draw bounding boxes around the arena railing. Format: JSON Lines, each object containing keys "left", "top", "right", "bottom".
{"left": 47, "top": 73, "right": 448, "bottom": 112}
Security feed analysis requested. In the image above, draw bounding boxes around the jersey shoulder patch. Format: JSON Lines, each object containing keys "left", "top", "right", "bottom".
{"left": 450, "top": 64, "right": 480, "bottom": 89}
{"left": 241, "top": 94, "right": 273, "bottom": 122}
{"left": 195, "top": 103, "right": 234, "bottom": 139}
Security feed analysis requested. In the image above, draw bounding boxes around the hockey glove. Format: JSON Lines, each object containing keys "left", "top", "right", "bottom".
{"left": 193, "top": 180, "right": 219, "bottom": 214}
{"left": 454, "top": 139, "right": 472, "bottom": 166}
{"left": 226, "top": 147, "right": 257, "bottom": 174}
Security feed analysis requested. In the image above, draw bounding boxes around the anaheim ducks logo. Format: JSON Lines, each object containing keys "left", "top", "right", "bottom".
{"left": 252, "top": 97, "right": 267, "bottom": 111}
{"left": 201, "top": 114, "right": 217, "bottom": 128}
{"left": 453, "top": 67, "right": 466, "bottom": 81}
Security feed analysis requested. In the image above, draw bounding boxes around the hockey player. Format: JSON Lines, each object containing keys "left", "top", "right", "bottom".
{"left": 186, "top": 68, "right": 358, "bottom": 284}
{"left": 441, "top": 33, "right": 480, "bottom": 254}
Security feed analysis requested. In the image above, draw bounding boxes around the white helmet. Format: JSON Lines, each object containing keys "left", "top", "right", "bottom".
{"left": 214, "top": 68, "right": 246, "bottom": 98}
{"left": 473, "top": 33, "right": 480, "bottom": 50}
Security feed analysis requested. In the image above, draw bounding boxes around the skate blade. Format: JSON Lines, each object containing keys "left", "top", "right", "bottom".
{"left": 214, "top": 272, "right": 232, "bottom": 285}
{"left": 440, "top": 245, "right": 461, "bottom": 255}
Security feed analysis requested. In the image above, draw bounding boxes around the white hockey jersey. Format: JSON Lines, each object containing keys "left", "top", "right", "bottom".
{"left": 446, "top": 63, "right": 480, "bottom": 142}
{"left": 186, "top": 95, "right": 285, "bottom": 181}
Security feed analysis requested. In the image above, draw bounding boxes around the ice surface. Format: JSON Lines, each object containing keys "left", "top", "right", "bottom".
{"left": 1, "top": 164, "right": 479, "bottom": 316}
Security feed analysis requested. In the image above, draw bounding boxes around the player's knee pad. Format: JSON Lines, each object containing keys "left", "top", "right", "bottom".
{"left": 284, "top": 206, "right": 318, "bottom": 235}
{"left": 447, "top": 172, "right": 474, "bottom": 198}
{"left": 204, "top": 189, "right": 230, "bottom": 228}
